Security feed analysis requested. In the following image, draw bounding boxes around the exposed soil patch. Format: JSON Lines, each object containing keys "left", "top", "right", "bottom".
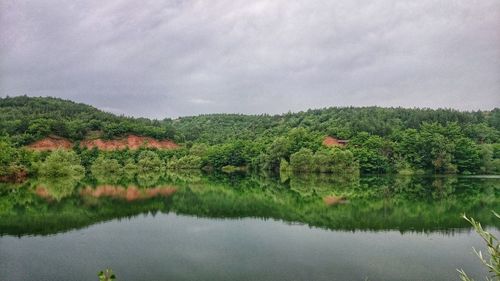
{"left": 34, "top": 186, "right": 52, "bottom": 200}
{"left": 80, "top": 135, "right": 179, "bottom": 150}
{"left": 27, "top": 136, "right": 73, "bottom": 151}
{"left": 323, "top": 136, "right": 349, "bottom": 147}
{"left": 80, "top": 185, "right": 177, "bottom": 201}
{"left": 27, "top": 135, "right": 179, "bottom": 151}
{"left": 323, "top": 195, "right": 348, "bottom": 206}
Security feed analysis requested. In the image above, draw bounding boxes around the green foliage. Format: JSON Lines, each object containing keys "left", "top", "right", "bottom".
{"left": 36, "top": 176, "right": 80, "bottom": 201}
{"left": 203, "top": 141, "right": 251, "bottom": 169}
{"left": 39, "top": 150, "right": 84, "bottom": 179}
{"left": 290, "top": 148, "right": 314, "bottom": 172}
{"left": 262, "top": 137, "right": 291, "bottom": 171}
{"left": 167, "top": 155, "right": 202, "bottom": 170}
{"left": 98, "top": 269, "right": 116, "bottom": 281}
{"left": 458, "top": 212, "right": 500, "bottom": 281}
{"left": 0, "top": 96, "right": 175, "bottom": 144}
{"left": 137, "top": 150, "right": 164, "bottom": 173}
{"left": 91, "top": 156, "right": 124, "bottom": 183}
{"left": 123, "top": 158, "right": 138, "bottom": 179}
{"left": 0, "top": 138, "right": 28, "bottom": 181}
{"left": 221, "top": 165, "right": 246, "bottom": 173}
{"left": 189, "top": 143, "right": 209, "bottom": 157}
{"left": 351, "top": 133, "right": 392, "bottom": 174}
{"left": 328, "top": 148, "right": 359, "bottom": 175}
{"left": 1, "top": 96, "right": 499, "bottom": 175}
{"left": 1, "top": 173, "right": 498, "bottom": 236}
{"left": 478, "top": 144, "right": 500, "bottom": 174}
{"left": 288, "top": 147, "right": 359, "bottom": 174}
{"left": 279, "top": 158, "right": 290, "bottom": 173}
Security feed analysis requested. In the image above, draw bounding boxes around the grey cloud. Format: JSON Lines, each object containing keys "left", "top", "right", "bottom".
{"left": 1, "top": 0, "right": 499, "bottom": 118}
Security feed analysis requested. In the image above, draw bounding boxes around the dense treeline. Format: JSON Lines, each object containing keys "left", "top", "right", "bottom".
{"left": 1, "top": 95, "right": 499, "bottom": 180}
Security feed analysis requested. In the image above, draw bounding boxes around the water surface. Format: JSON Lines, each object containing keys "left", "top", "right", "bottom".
{"left": 0, "top": 173, "right": 498, "bottom": 281}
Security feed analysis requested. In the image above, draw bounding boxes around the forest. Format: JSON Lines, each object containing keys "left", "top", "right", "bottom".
{"left": 1, "top": 95, "right": 499, "bottom": 182}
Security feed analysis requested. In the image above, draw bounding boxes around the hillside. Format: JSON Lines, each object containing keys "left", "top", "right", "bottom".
{"left": 1, "top": 96, "right": 499, "bottom": 176}
{"left": 1, "top": 95, "right": 499, "bottom": 146}
{"left": 0, "top": 96, "right": 175, "bottom": 145}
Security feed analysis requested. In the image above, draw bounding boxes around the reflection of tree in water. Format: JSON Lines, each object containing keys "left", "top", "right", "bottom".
{"left": 165, "top": 170, "right": 203, "bottom": 183}
{"left": 388, "top": 176, "right": 458, "bottom": 200}
{"left": 0, "top": 181, "right": 33, "bottom": 216}
{"left": 93, "top": 172, "right": 123, "bottom": 185}
{"left": 288, "top": 173, "right": 359, "bottom": 198}
{"left": 392, "top": 176, "right": 427, "bottom": 198}
{"left": 284, "top": 174, "right": 478, "bottom": 202}
{"left": 35, "top": 176, "right": 80, "bottom": 201}
{"left": 431, "top": 177, "right": 457, "bottom": 199}
{"left": 1, "top": 173, "right": 499, "bottom": 235}
{"left": 136, "top": 171, "right": 162, "bottom": 187}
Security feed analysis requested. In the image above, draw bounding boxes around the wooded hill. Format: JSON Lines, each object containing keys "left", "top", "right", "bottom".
{"left": 1, "top": 95, "right": 499, "bottom": 176}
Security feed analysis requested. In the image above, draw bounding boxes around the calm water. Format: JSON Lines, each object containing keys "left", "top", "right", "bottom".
{"left": 0, "top": 172, "right": 499, "bottom": 281}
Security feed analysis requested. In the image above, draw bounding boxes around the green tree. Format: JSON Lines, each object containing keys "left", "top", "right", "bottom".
{"left": 0, "top": 139, "right": 27, "bottom": 181}
{"left": 167, "top": 155, "right": 202, "bottom": 170}
{"left": 351, "top": 133, "right": 392, "bottom": 174}
{"left": 290, "top": 148, "right": 314, "bottom": 172}
{"left": 39, "top": 150, "right": 84, "bottom": 179}
{"left": 91, "top": 156, "right": 124, "bottom": 182}
{"left": 454, "top": 137, "right": 480, "bottom": 174}
{"left": 137, "top": 150, "right": 164, "bottom": 174}
{"left": 263, "top": 137, "right": 290, "bottom": 171}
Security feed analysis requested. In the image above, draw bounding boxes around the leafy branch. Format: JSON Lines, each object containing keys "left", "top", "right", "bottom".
{"left": 458, "top": 212, "right": 500, "bottom": 281}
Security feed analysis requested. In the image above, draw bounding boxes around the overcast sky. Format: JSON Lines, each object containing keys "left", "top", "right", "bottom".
{"left": 1, "top": 0, "right": 499, "bottom": 118}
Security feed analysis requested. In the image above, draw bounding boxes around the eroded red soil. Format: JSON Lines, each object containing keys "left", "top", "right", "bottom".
{"left": 80, "top": 135, "right": 179, "bottom": 150}
{"left": 26, "top": 135, "right": 179, "bottom": 151}
{"left": 27, "top": 136, "right": 73, "bottom": 151}
{"left": 323, "top": 136, "right": 348, "bottom": 147}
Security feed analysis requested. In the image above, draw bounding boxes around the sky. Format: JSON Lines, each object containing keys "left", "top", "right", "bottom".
{"left": 1, "top": 0, "right": 499, "bottom": 119}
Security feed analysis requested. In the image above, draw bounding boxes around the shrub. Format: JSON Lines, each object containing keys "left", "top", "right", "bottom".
{"left": 39, "top": 150, "right": 84, "bottom": 179}
{"left": 137, "top": 150, "right": 164, "bottom": 173}
{"left": 167, "top": 155, "right": 202, "bottom": 170}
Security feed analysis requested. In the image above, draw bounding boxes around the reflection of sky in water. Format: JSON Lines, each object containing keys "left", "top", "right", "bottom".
{"left": 1, "top": 213, "right": 498, "bottom": 281}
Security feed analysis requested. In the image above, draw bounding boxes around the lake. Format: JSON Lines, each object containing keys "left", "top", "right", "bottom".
{"left": 0, "top": 172, "right": 499, "bottom": 281}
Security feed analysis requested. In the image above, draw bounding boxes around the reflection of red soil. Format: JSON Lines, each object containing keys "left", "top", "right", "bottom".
{"left": 27, "top": 135, "right": 179, "bottom": 151}
{"left": 80, "top": 135, "right": 179, "bottom": 150}
{"left": 35, "top": 186, "right": 52, "bottom": 199}
{"left": 323, "top": 136, "right": 348, "bottom": 147}
{"left": 27, "top": 136, "right": 73, "bottom": 151}
{"left": 323, "top": 195, "right": 347, "bottom": 206}
{"left": 80, "top": 185, "right": 177, "bottom": 201}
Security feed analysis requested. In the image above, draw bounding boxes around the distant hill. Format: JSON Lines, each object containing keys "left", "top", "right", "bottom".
{"left": 1, "top": 95, "right": 499, "bottom": 146}
{"left": 0, "top": 96, "right": 175, "bottom": 145}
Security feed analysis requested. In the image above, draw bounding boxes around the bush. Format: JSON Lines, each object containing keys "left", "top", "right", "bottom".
{"left": 91, "top": 156, "right": 124, "bottom": 182}
{"left": 0, "top": 139, "right": 28, "bottom": 182}
{"left": 167, "top": 155, "right": 202, "bottom": 170}
{"left": 290, "top": 148, "right": 314, "bottom": 172}
{"left": 137, "top": 150, "right": 164, "bottom": 173}
{"left": 39, "top": 150, "right": 84, "bottom": 179}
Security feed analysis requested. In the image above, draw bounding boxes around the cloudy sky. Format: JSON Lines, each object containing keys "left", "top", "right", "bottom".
{"left": 1, "top": 0, "right": 499, "bottom": 118}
